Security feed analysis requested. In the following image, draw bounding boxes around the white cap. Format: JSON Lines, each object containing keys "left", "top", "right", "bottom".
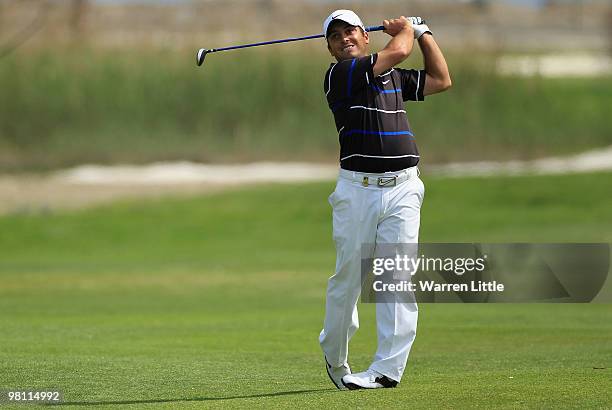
{"left": 323, "top": 10, "right": 366, "bottom": 38}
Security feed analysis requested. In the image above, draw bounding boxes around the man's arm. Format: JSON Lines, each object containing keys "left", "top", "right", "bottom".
{"left": 419, "top": 34, "right": 452, "bottom": 95}
{"left": 372, "top": 17, "right": 414, "bottom": 77}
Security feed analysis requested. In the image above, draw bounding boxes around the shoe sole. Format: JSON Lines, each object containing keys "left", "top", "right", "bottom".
{"left": 341, "top": 379, "right": 397, "bottom": 390}
{"left": 341, "top": 380, "right": 365, "bottom": 390}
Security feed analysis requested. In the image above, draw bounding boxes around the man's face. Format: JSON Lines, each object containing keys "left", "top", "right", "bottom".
{"left": 326, "top": 21, "right": 369, "bottom": 62}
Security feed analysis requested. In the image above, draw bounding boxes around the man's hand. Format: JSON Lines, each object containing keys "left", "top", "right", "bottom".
{"left": 373, "top": 16, "right": 415, "bottom": 77}
{"left": 407, "top": 16, "right": 431, "bottom": 39}
{"left": 382, "top": 16, "right": 413, "bottom": 37}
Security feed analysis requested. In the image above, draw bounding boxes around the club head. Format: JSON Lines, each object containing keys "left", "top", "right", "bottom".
{"left": 196, "top": 48, "right": 209, "bottom": 66}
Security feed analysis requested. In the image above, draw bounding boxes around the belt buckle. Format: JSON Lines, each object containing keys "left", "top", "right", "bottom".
{"left": 377, "top": 176, "right": 396, "bottom": 187}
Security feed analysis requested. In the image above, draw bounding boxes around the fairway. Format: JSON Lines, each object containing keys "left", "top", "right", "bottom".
{"left": 1, "top": 173, "right": 611, "bottom": 408}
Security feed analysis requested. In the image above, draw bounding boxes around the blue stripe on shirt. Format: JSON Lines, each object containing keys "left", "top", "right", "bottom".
{"left": 371, "top": 84, "right": 402, "bottom": 94}
{"left": 342, "top": 129, "right": 414, "bottom": 137}
{"left": 347, "top": 58, "right": 356, "bottom": 97}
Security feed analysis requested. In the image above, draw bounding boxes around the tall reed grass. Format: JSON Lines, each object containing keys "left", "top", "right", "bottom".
{"left": 0, "top": 47, "right": 610, "bottom": 171}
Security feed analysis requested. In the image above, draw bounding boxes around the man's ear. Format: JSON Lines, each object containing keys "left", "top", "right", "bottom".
{"left": 327, "top": 43, "right": 334, "bottom": 56}
{"left": 363, "top": 30, "right": 369, "bottom": 45}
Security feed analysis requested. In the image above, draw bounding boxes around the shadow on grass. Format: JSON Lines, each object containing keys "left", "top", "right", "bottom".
{"left": 58, "top": 388, "right": 335, "bottom": 406}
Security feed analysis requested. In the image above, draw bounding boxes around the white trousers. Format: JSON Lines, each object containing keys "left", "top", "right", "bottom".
{"left": 319, "top": 167, "right": 424, "bottom": 382}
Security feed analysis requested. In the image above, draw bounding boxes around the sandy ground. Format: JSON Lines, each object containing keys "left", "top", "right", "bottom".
{"left": 0, "top": 163, "right": 339, "bottom": 214}
{"left": 497, "top": 54, "right": 612, "bottom": 78}
{"left": 1, "top": 145, "right": 611, "bottom": 215}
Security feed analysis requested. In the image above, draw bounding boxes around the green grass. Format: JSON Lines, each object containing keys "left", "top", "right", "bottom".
{"left": 1, "top": 173, "right": 611, "bottom": 408}
{"left": 1, "top": 47, "right": 611, "bottom": 171}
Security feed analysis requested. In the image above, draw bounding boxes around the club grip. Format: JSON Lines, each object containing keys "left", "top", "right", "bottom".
{"left": 365, "top": 25, "right": 385, "bottom": 32}
{"left": 366, "top": 19, "right": 426, "bottom": 33}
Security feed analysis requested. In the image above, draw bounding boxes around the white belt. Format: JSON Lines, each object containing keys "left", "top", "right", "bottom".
{"left": 339, "top": 166, "right": 419, "bottom": 187}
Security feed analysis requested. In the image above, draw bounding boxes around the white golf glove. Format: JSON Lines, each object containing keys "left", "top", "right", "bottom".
{"left": 407, "top": 16, "right": 425, "bottom": 25}
{"left": 408, "top": 16, "right": 432, "bottom": 39}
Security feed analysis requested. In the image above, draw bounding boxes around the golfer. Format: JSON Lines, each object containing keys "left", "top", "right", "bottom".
{"left": 319, "top": 10, "right": 451, "bottom": 390}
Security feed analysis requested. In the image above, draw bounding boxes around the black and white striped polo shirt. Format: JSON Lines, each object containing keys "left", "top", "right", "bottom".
{"left": 324, "top": 53, "right": 425, "bottom": 173}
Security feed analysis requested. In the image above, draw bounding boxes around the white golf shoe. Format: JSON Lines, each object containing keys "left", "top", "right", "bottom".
{"left": 325, "top": 357, "right": 351, "bottom": 390}
{"left": 341, "top": 369, "right": 398, "bottom": 390}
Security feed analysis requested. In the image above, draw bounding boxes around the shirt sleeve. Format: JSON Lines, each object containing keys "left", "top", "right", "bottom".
{"left": 324, "top": 53, "right": 378, "bottom": 102}
{"left": 399, "top": 68, "right": 426, "bottom": 102}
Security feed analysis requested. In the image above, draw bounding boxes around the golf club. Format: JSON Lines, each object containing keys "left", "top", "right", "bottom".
{"left": 196, "top": 25, "right": 386, "bottom": 67}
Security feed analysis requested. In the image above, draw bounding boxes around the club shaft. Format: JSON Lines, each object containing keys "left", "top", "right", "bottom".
{"left": 208, "top": 25, "right": 385, "bottom": 54}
